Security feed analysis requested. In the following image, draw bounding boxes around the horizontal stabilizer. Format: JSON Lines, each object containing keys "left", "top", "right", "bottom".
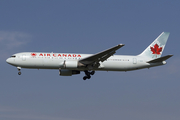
{"left": 147, "top": 55, "right": 173, "bottom": 63}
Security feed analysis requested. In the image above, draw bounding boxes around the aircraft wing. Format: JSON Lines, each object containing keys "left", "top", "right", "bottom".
{"left": 79, "top": 44, "right": 124, "bottom": 66}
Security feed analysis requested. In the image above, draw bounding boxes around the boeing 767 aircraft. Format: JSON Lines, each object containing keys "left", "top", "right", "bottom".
{"left": 6, "top": 32, "right": 173, "bottom": 80}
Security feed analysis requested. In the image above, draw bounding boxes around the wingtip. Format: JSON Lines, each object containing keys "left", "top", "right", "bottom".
{"left": 162, "top": 32, "right": 170, "bottom": 35}
{"left": 118, "top": 44, "right": 125, "bottom": 46}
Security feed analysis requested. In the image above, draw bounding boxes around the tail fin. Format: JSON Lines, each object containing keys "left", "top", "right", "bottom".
{"left": 139, "top": 32, "right": 170, "bottom": 59}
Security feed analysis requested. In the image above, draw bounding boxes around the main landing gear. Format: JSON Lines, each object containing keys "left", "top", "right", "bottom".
{"left": 83, "top": 70, "right": 95, "bottom": 80}
{"left": 17, "top": 67, "right": 21, "bottom": 75}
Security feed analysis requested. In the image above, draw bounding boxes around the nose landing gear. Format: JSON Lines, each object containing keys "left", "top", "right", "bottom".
{"left": 83, "top": 70, "right": 95, "bottom": 80}
{"left": 17, "top": 67, "right": 21, "bottom": 75}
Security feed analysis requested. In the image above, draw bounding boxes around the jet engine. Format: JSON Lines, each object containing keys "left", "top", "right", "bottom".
{"left": 64, "top": 60, "right": 78, "bottom": 68}
{"left": 63, "top": 60, "right": 86, "bottom": 68}
{"left": 59, "top": 69, "right": 80, "bottom": 76}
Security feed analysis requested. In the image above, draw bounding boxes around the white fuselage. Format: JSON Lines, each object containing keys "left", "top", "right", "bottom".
{"left": 5, "top": 32, "right": 171, "bottom": 80}
{"left": 6, "top": 52, "right": 165, "bottom": 71}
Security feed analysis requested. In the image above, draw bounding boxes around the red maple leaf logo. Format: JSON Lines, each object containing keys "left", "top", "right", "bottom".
{"left": 150, "top": 44, "right": 163, "bottom": 55}
{"left": 31, "top": 53, "right": 37, "bottom": 57}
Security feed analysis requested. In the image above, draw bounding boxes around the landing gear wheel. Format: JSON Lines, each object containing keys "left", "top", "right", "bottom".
{"left": 87, "top": 76, "right": 91, "bottom": 79}
{"left": 84, "top": 70, "right": 90, "bottom": 76}
{"left": 83, "top": 76, "right": 87, "bottom": 80}
{"left": 83, "top": 70, "right": 95, "bottom": 80}
{"left": 90, "top": 71, "right": 95, "bottom": 75}
{"left": 18, "top": 72, "right": 21, "bottom": 75}
{"left": 17, "top": 67, "right": 21, "bottom": 75}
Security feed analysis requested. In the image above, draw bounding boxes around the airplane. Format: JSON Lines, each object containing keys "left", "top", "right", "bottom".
{"left": 6, "top": 32, "right": 173, "bottom": 80}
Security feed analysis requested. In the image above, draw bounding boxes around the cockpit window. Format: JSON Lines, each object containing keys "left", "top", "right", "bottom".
{"left": 11, "top": 55, "right": 16, "bottom": 58}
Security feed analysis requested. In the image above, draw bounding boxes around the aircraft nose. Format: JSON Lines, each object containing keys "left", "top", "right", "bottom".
{"left": 6, "top": 58, "right": 9, "bottom": 63}
{"left": 6, "top": 58, "right": 11, "bottom": 64}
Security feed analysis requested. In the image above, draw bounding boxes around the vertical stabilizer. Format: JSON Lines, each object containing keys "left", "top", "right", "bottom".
{"left": 139, "top": 32, "right": 170, "bottom": 59}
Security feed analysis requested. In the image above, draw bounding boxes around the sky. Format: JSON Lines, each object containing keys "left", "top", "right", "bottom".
{"left": 0, "top": 0, "right": 180, "bottom": 120}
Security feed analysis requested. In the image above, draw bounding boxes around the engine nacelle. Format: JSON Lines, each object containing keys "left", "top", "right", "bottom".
{"left": 65, "top": 60, "right": 78, "bottom": 68}
{"left": 59, "top": 69, "right": 80, "bottom": 76}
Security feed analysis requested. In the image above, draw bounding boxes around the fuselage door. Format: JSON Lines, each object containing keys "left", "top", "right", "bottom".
{"left": 133, "top": 58, "right": 137, "bottom": 64}
{"left": 22, "top": 55, "right": 26, "bottom": 61}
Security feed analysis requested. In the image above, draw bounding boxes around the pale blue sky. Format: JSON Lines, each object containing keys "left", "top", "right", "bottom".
{"left": 0, "top": 0, "right": 180, "bottom": 120}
